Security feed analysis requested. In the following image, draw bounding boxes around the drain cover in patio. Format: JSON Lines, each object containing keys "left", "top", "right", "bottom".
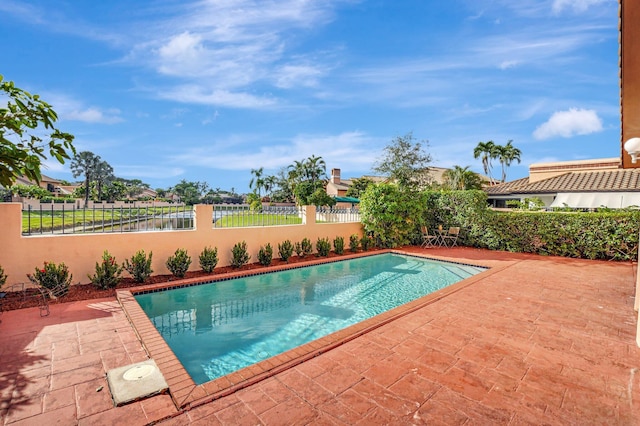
{"left": 106, "top": 359, "right": 168, "bottom": 406}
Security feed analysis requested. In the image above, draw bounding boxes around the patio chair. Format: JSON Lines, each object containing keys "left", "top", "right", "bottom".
{"left": 441, "top": 227, "right": 460, "bottom": 247}
{"left": 421, "top": 226, "right": 439, "bottom": 248}
{"left": 26, "top": 274, "right": 67, "bottom": 316}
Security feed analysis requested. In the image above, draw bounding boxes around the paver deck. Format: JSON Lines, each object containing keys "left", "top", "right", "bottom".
{"left": 1, "top": 247, "right": 639, "bottom": 425}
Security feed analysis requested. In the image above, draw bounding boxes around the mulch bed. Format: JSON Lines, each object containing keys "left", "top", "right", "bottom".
{"left": 1, "top": 250, "right": 380, "bottom": 312}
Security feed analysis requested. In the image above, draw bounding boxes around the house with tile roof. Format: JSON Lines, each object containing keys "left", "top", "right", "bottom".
{"left": 487, "top": 1, "right": 640, "bottom": 210}
{"left": 485, "top": 158, "right": 640, "bottom": 209}
{"left": 9, "top": 173, "right": 76, "bottom": 196}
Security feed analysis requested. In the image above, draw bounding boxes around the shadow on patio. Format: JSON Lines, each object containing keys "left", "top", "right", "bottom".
{"left": 1, "top": 247, "right": 639, "bottom": 425}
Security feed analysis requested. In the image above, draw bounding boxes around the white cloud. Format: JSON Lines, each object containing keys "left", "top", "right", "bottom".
{"left": 274, "top": 64, "right": 324, "bottom": 89}
{"left": 533, "top": 108, "right": 603, "bottom": 140}
{"left": 123, "top": 0, "right": 347, "bottom": 107}
{"left": 43, "top": 92, "right": 123, "bottom": 124}
{"left": 64, "top": 107, "right": 123, "bottom": 124}
{"left": 158, "top": 85, "right": 276, "bottom": 109}
{"left": 499, "top": 60, "right": 520, "bottom": 70}
{"left": 552, "top": 0, "right": 609, "bottom": 14}
{"left": 169, "top": 131, "right": 380, "bottom": 171}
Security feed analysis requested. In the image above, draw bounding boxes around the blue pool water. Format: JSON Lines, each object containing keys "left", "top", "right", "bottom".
{"left": 135, "top": 253, "right": 485, "bottom": 384}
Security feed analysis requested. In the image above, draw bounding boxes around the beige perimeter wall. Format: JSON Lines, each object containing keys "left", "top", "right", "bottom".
{"left": 0, "top": 204, "right": 362, "bottom": 286}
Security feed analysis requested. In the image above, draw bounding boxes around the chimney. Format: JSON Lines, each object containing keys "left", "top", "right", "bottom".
{"left": 331, "top": 168, "right": 341, "bottom": 184}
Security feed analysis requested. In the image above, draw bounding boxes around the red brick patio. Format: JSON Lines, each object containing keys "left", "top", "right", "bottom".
{"left": 1, "top": 248, "right": 639, "bottom": 425}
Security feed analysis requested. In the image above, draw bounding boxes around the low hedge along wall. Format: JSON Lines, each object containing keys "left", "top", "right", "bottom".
{"left": 361, "top": 188, "right": 640, "bottom": 261}
{"left": 428, "top": 191, "right": 640, "bottom": 261}
{"left": 467, "top": 211, "right": 640, "bottom": 261}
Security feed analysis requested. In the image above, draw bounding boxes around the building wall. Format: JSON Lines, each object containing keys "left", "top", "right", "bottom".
{"left": 621, "top": 0, "right": 640, "bottom": 168}
{"left": 528, "top": 158, "right": 620, "bottom": 183}
{"left": 0, "top": 204, "right": 362, "bottom": 286}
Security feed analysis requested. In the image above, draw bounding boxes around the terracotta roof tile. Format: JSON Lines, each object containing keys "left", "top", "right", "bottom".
{"left": 485, "top": 169, "right": 640, "bottom": 195}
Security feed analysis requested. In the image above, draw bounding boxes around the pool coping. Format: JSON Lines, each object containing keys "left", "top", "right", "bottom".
{"left": 117, "top": 249, "right": 508, "bottom": 410}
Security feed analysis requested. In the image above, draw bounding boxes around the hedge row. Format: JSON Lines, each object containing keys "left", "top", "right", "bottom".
{"left": 360, "top": 186, "right": 640, "bottom": 261}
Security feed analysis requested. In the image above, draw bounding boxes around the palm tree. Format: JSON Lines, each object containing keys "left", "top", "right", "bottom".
{"left": 70, "top": 151, "right": 100, "bottom": 207}
{"left": 305, "top": 155, "right": 326, "bottom": 184}
{"left": 249, "top": 167, "right": 265, "bottom": 197}
{"left": 497, "top": 140, "right": 522, "bottom": 183}
{"left": 473, "top": 141, "right": 497, "bottom": 185}
{"left": 442, "top": 166, "right": 483, "bottom": 190}
{"left": 263, "top": 175, "right": 277, "bottom": 198}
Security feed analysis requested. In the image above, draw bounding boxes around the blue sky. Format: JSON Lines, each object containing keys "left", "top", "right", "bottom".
{"left": 1, "top": 0, "right": 620, "bottom": 193}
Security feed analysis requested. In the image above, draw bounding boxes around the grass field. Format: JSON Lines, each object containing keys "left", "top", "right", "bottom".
{"left": 215, "top": 213, "right": 302, "bottom": 227}
{"left": 21, "top": 206, "right": 191, "bottom": 234}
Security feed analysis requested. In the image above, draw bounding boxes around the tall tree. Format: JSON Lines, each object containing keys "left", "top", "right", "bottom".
{"left": 286, "top": 156, "right": 328, "bottom": 205}
{"left": 496, "top": 140, "right": 522, "bottom": 183}
{"left": 171, "top": 180, "right": 209, "bottom": 205}
{"left": 249, "top": 167, "right": 265, "bottom": 197}
{"left": 373, "top": 132, "right": 432, "bottom": 190}
{"left": 70, "top": 151, "right": 100, "bottom": 207}
{"left": 0, "top": 75, "right": 75, "bottom": 186}
{"left": 346, "top": 177, "right": 375, "bottom": 199}
{"left": 103, "top": 180, "right": 127, "bottom": 202}
{"left": 305, "top": 155, "right": 327, "bottom": 183}
{"left": 119, "top": 178, "right": 149, "bottom": 199}
{"left": 94, "top": 160, "right": 114, "bottom": 201}
{"left": 442, "top": 166, "right": 483, "bottom": 190}
{"left": 263, "top": 175, "right": 277, "bottom": 198}
{"left": 473, "top": 141, "right": 497, "bottom": 185}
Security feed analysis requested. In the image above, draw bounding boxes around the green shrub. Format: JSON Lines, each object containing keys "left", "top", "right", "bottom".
{"left": 258, "top": 243, "right": 273, "bottom": 266}
{"left": 0, "top": 264, "right": 6, "bottom": 288}
{"left": 278, "top": 240, "right": 294, "bottom": 262}
{"left": 32, "top": 261, "right": 72, "bottom": 295}
{"left": 124, "top": 250, "right": 153, "bottom": 283}
{"left": 360, "top": 187, "right": 640, "bottom": 261}
{"left": 360, "top": 183, "right": 428, "bottom": 247}
{"left": 316, "top": 237, "right": 331, "bottom": 257}
{"left": 166, "top": 248, "right": 191, "bottom": 278}
{"left": 301, "top": 238, "right": 313, "bottom": 256}
{"left": 360, "top": 235, "right": 374, "bottom": 251}
{"left": 89, "top": 251, "right": 122, "bottom": 289}
{"left": 333, "top": 236, "right": 345, "bottom": 255}
{"left": 231, "top": 241, "right": 251, "bottom": 268}
{"left": 349, "top": 234, "right": 360, "bottom": 252}
{"left": 199, "top": 246, "right": 218, "bottom": 273}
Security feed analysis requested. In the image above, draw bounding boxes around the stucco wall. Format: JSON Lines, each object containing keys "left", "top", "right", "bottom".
{"left": 621, "top": 0, "right": 640, "bottom": 168}
{"left": 0, "top": 204, "right": 362, "bottom": 286}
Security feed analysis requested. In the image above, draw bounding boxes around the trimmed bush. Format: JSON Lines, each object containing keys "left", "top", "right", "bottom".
{"left": 89, "top": 250, "right": 122, "bottom": 289}
{"left": 0, "top": 264, "right": 6, "bottom": 288}
{"left": 360, "top": 235, "right": 374, "bottom": 251}
{"left": 258, "top": 243, "right": 273, "bottom": 266}
{"left": 199, "top": 246, "right": 218, "bottom": 273}
{"left": 316, "top": 237, "right": 331, "bottom": 257}
{"left": 301, "top": 238, "right": 313, "bottom": 257}
{"left": 278, "top": 240, "right": 294, "bottom": 262}
{"left": 231, "top": 241, "right": 251, "bottom": 268}
{"left": 166, "top": 248, "right": 191, "bottom": 278}
{"left": 32, "top": 261, "right": 72, "bottom": 295}
{"left": 333, "top": 236, "right": 345, "bottom": 255}
{"left": 124, "top": 250, "right": 153, "bottom": 283}
{"left": 349, "top": 234, "right": 360, "bottom": 252}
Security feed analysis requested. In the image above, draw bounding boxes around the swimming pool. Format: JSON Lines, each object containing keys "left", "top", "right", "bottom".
{"left": 134, "top": 253, "right": 485, "bottom": 385}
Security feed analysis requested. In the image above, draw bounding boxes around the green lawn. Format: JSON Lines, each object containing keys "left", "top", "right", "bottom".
{"left": 21, "top": 206, "right": 189, "bottom": 234}
{"left": 215, "top": 213, "right": 302, "bottom": 227}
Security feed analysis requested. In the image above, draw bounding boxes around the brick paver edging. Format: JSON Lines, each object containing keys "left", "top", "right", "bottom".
{"left": 117, "top": 249, "right": 506, "bottom": 411}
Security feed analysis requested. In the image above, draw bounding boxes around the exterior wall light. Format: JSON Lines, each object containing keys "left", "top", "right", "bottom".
{"left": 624, "top": 137, "right": 640, "bottom": 163}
